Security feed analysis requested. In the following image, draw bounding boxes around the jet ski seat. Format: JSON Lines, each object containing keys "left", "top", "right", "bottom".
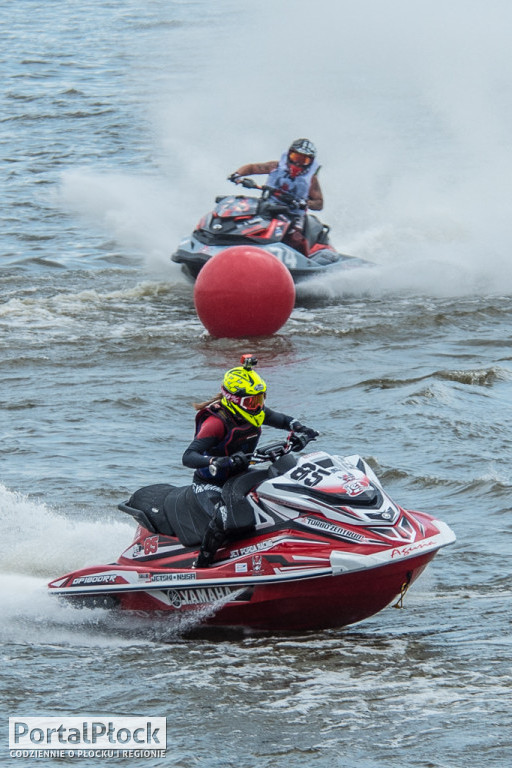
{"left": 118, "top": 457, "right": 298, "bottom": 547}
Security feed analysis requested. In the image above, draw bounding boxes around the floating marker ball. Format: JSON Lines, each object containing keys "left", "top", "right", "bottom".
{"left": 194, "top": 246, "right": 295, "bottom": 338}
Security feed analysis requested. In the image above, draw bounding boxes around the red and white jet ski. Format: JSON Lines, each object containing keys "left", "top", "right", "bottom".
{"left": 48, "top": 436, "right": 455, "bottom": 632}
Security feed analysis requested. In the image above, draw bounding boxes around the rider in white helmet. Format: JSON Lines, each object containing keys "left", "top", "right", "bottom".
{"left": 229, "top": 139, "right": 323, "bottom": 255}
{"left": 231, "top": 138, "right": 323, "bottom": 211}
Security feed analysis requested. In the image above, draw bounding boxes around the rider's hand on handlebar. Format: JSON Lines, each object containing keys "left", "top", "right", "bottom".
{"left": 209, "top": 456, "right": 232, "bottom": 476}
{"left": 290, "top": 420, "right": 319, "bottom": 440}
{"left": 289, "top": 422, "right": 319, "bottom": 453}
{"left": 209, "top": 452, "right": 249, "bottom": 476}
{"left": 230, "top": 451, "right": 250, "bottom": 470}
{"left": 228, "top": 172, "right": 241, "bottom": 184}
{"left": 290, "top": 433, "right": 310, "bottom": 452}
{"left": 298, "top": 198, "right": 308, "bottom": 210}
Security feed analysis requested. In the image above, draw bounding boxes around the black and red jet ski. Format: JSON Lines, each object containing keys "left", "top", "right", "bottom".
{"left": 171, "top": 178, "right": 370, "bottom": 284}
{"left": 48, "top": 434, "right": 455, "bottom": 632}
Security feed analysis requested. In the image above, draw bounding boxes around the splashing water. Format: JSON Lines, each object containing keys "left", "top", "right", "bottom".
{"left": 53, "top": 0, "right": 512, "bottom": 299}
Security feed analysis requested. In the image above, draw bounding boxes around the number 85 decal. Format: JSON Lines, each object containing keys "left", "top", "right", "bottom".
{"left": 289, "top": 463, "right": 331, "bottom": 487}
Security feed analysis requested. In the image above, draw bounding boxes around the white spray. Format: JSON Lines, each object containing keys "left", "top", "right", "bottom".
{"left": 58, "top": 0, "right": 512, "bottom": 295}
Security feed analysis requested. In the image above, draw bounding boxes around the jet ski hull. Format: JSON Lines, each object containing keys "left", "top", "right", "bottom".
{"left": 172, "top": 238, "right": 369, "bottom": 285}
{"left": 48, "top": 521, "right": 454, "bottom": 631}
{"left": 112, "top": 552, "right": 435, "bottom": 631}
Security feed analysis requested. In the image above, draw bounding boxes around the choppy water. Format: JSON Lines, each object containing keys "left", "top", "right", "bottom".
{"left": 1, "top": 1, "right": 512, "bottom": 767}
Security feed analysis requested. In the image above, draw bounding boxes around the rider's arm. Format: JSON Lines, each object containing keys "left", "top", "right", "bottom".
{"left": 234, "top": 161, "right": 278, "bottom": 176}
{"left": 182, "top": 436, "right": 218, "bottom": 469}
{"left": 182, "top": 416, "right": 226, "bottom": 468}
{"left": 264, "top": 408, "right": 318, "bottom": 441}
{"left": 307, "top": 174, "right": 323, "bottom": 211}
{"left": 264, "top": 407, "right": 294, "bottom": 430}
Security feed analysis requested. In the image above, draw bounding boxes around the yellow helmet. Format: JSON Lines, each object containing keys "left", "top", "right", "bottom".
{"left": 221, "top": 357, "right": 266, "bottom": 427}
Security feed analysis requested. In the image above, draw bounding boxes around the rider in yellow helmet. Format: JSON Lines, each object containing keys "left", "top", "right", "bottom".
{"left": 182, "top": 355, "right": 318, "bottom": 567}
{"left": 220, "top": 364, "right": 267, "bottom": 428}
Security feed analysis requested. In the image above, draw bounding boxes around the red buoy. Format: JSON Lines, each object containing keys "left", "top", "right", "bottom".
{"left": 194, "top": 246, "right": 295, "bottom": 338}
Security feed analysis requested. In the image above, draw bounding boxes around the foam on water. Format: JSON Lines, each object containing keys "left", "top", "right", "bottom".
{"left": 0, "top": 279, "right": 201, "bottom": 351}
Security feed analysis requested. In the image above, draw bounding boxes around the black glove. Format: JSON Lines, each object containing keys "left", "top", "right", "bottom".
{"left": 209, "top": 453, "right": 249, "bottom": 476}
{"left": 290, "top": 432, "right": 310, "bottom": 452}
{"left": 209, "top": 456, "right": 232, "bottom": 477}
{"left": 298, "top": 198, "right": 308, "bottom": 210}
{"left": 289, "top": 420, "right": 319, "bottom": 440}
{"left": 228, "top": 172, "right": 241, "bottom": 183}
{"left": 229, "top": 451, "right": 250, "bottom": 470}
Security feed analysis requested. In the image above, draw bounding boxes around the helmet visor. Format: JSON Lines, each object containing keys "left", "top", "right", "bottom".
{"left": 288, "top": 150, "right": 313, "bottom": 167}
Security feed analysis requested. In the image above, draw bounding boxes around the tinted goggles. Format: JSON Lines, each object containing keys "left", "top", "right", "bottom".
{"left": 288, "top": 150, "right": 313, "bottom": 167}
{"left": 225, "top": 390, "right": 265, "bottom": 412}
{"left": 239, "top": 392, "right": 265, "bottom": 412}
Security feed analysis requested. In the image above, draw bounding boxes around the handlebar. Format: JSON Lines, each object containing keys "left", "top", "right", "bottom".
{"left": 228, "top": 176, "right": 306, "bottom": 210}
{"left": 208, "top": 431, "right": 318, "bottom": 476}
{"left": 250, "top": 431, "right": 317, "bottom": 463}
{"left": 238, "top": 177, "right": 261, "bottom": 190}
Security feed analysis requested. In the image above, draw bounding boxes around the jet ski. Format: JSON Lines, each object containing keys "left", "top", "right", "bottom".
{"left": 48, "top": 434, "right": 455, "bottom": 632}
{"left": 171, "top": 178, "right": 370, "bottom": 284}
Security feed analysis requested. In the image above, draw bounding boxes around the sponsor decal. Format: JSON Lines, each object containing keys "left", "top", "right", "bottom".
{"left": 147, "top": 572, "right": 197, "bottom": 584}
{"left": 166, "top": 586, "right": 237, "bottom": 608}
{"left": 390, "top": 538, "right": 435, "bottom": 558}
{"left": 235, "top": 562, "right": 248, "bottom": 573}
{"left": 192, "top": 482, "right": 220, "bottom": 493}
{"left": 229, "top": 539, "right": 275, "bottom": 559}
{"left": 71, "top": 574, "right": 118, "bottom": 586}
{"left": 303, "top": 517, "right": 365, "bottom": 541}
{"left": 339, "top": 474, "right": 370, "bottom": 497}
{"left": 252, "top": 555, "right": 263, "bottom": 573}
{"left": 130, "top": 544, "right": 144, "bottom": 559}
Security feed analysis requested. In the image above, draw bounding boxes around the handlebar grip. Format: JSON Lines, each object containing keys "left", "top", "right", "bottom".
{"left": 241, "top": 178, "right": 259, "bottom": 189}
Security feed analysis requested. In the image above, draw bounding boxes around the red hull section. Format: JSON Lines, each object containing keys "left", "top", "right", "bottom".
{"left": 102, "top": 552, "right": 433, "bottom": 632}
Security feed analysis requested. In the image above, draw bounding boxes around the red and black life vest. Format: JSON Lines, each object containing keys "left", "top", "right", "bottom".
{"left": 194, "top": 402, "right": 261, "bottom": 481}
